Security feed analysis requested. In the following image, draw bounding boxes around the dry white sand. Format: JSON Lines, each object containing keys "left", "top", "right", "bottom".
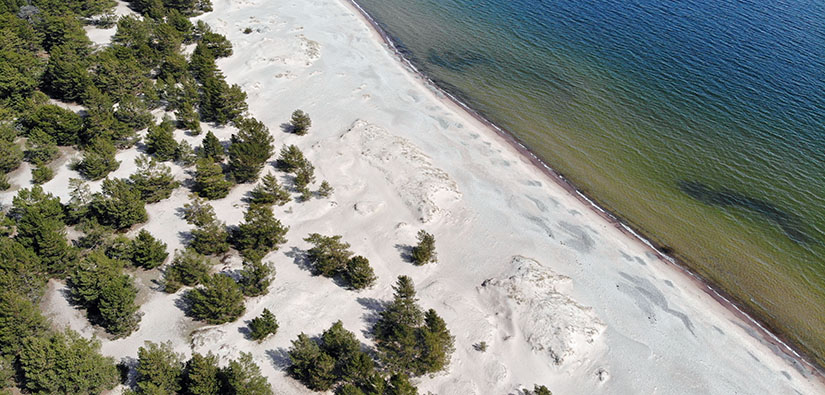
{"left": 2, "top": 0, "right": 823, "bottom": 393}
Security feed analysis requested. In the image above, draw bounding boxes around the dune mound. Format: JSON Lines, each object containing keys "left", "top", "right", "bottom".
{"left": 480, "top": 256, "right": 605, "bottom": 366}
{"left": 339, "top": 120, "right": 461, "bottom": 222}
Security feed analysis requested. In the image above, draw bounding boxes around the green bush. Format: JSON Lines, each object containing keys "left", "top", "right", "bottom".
{"left": 186, "top": 273, "right": 245, "bottom": 324}
{"left": 129, "top": 155, "right": 180, "bottom": 203}
{"left": 290, "top": 109, "right": 311, "bottom": 135}
{"left": 76, "top": 137, "right": 120, "bottom": 180}
{"left": 11, "top": 186, "right": 74, "bottom": 275}
{"left": 130, "top": 229, "right": 168, "bottom": 269}
{"left": 18, "top": 329, "right": 118, "bottom": 395}
{"left": 304, "top": 233, "right": 352, "bottom": 277}
{"left": 199, "top": 131, "right": 224, "bottom": 161}
{"left": 193, "top": 158, "right": 232, "bottom": 200}
{"left": 145, "top": 117, "right": 179, "bottom": 161}
{"left": 20, "top": 105, "right": 84, "bottom": 146}
{"left": 238, "top": 259, "right": 274, "bottom": 297}
{"left": 0, "top": 135, "right": 23, "bottom": 173}
{"left": 135, "top": 342, "right": 184, "bottom": 394}
{"left": 248, "top": 308, "right": 278, "bottom": 342}
{"left": 410, "top": 230, "right": 436, "bottom": 265}
{"left": 227, "top": 117, "right": 274, "bottom": 183}
{"left": 345, "top": 256, "right": 376, "bottom": 290}
{"left": 249, "top": 172, "right": 290, "bottom": 206}
{"left": 233, "top": 204, "right": 288, "bottom": 260}
{"left": 70, "top": 252, "right": 141, "bottom": 337}
{"left": 182, "top": 352, "right": 220, "bottom": 395}
{"left": 91, "top": 178, "right": 148, "bottom": 229}
{"left": 163, "top": 249, "right": 212, "bottom": 293}
{"left": 24, "top": 129, "right": 59, "bottom": 165}
{"left": 31, "top": 165, "right": 54, "bottom": 184}
{"left": 373, "top": 276, "right": 454, "bottom": 376}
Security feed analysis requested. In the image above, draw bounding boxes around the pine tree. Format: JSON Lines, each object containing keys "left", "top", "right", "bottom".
{"left": 42, "top": 43, "right": 92, "bottom": 102}
{"left": 199, "top": 130, "right": 224, "bottom": 161}
{"left": 294, "top": 161, "right": 315, "bottom": 194}
{"left": 304, "top": 234, "right": 353, "bottom": 278}
{"left": 220, "top": 352, "right": 273, "bottom": 395}
{"left": 227, "top": 117, "right": 274, "bottom": 183}
{"left": 70, "top": 252, "right": 141, "bottom": 337}
{"left": 81, "top": 86, "right": 118, "bottom": 143}
{"left": 238, "top": 259, "right": 274, "bottom": 297}
{"left": 372, "top": 277, "right": 453, "bottom": 376}
{"left": 340, "top": 352, "right": 376, "bottom": 390}
{"left": 145, "top": 117, "right": 179, "bottom": 161}
{"left": 10, "top": 186, "right": 73, "bottom": 275}
{"left": 193, "top": 158, "right": 232, "bottom": 199}
{"left": 373, "top": 276, "right": 424, "bottom": 374}
{"left": 0, "top": 137, "right": 22, "bottom": 174}
{"left": 114, "top": 95, "right": 153, "bottom": 137}
{"left": 345, "top": 256, "right": 377, "bottom": 290}
{"left": 275, "top": 144, "right": 307, "bottom": 172}
{"left": 289, "top": 109, "right": 311, "bottom": 135}
{"left": 183, "top": 352, "right": 221, "bottom": 395}
{"left": 189, "top": 219, "right": 230, "bottom": 256}
{"left": 199, "top": 75, "right": 247, "bottom": 125}
{"left": 91, "top": 178, "right": 148, "bottom": 229}
{"left": 418, "top": 309, "right": 454, "bottom": 374}
{"left": 130, "top": 229, "right": 168, "bottom": 269}
{"left": 176, "top": 101, "right": 202, "bottom": 135}
{"left": 20, "top": 104, "right": 84, "bottom": 146}
{"left": 410, "top": 230, "right": 436, "bottom": 265}
{"left": 136, "top": 342, "right": 184, "bottom": 394}
{"left": 386, "top": 374, "right": 417, "bottom": 395}
{"left": 0, "top": 291, "right": 49, "bottom": 355}
{"left": 248, "top": 308, "right": 278, "bottom": 342}
{"left": 288, "top": 333, "right": 337, "bottom": 391}
{"left": 25, "top": 129, "right": 59, "bottom": 165}
{"left": 318, "top": 180, "right": 333, "bottom": 198}
{"left": 186, "top": 273, "right": 245, "bottom": 324}
{"left": 77, "top": 137, "right": 120, "bottom": 180}
{"left": 248, "top": 172, "right": 290, "bottom": 206}
{"left": 320, "top": 320, "right": 360, "bottom": 366}
{"left": 164, "top": 248, "right": 212, "bottom": 293}
{"left": 31, "top": 165, "right": 55, "bottom": 184}
{"left": 175, "top": 139, "right": 198, "bottom": 166}
{"left": 233, "top": 204, "right": 288, "bottom": 260}
{"left": 0, "top": 238, "right": 46, "bottom": 301}
{"left": 129, "top": 155, "right": 180, "bottom": 203}
{"left": 182, "top": 197, "right": 217, "bottom": 227}
{"left": 18, "top": 330, "right": 118, "bottom": 394}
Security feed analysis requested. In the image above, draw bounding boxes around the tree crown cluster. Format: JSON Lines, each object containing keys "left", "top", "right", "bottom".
{"left": 304, "top": 233, "right": 376, "bottom": 290}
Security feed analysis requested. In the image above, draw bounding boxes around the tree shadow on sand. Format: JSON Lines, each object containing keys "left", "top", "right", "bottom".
{"left": 266, "top": 348, "right": 291, "bottom": 371}
{"left": 356, "top": 297, "right": 385, "bottom": 339}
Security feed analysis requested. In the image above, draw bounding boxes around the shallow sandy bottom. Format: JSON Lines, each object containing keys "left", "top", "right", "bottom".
{"left": 3, "top": 0, "right": 822, "bottom": 393}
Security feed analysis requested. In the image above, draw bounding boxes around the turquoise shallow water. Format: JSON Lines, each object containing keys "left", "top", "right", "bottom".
{"left": 352, "top": 0, "right": 825, "bottom": 365}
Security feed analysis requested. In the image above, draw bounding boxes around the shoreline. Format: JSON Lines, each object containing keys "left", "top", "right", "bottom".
{"left": 341, "top": 0, "right": 824, "bottom": 379}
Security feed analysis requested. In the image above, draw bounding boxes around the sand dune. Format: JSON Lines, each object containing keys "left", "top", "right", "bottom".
{"left": 3, "top": 0, "right": 822, "bottom": 393}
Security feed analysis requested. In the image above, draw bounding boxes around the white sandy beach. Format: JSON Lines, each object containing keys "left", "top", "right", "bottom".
{"left": 3, "top": 0, "right": 823, "bottom": 393}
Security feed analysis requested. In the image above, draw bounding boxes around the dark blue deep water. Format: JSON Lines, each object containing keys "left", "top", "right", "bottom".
{"left": 352, "top": 0, "right": 825, "bottom": 364}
